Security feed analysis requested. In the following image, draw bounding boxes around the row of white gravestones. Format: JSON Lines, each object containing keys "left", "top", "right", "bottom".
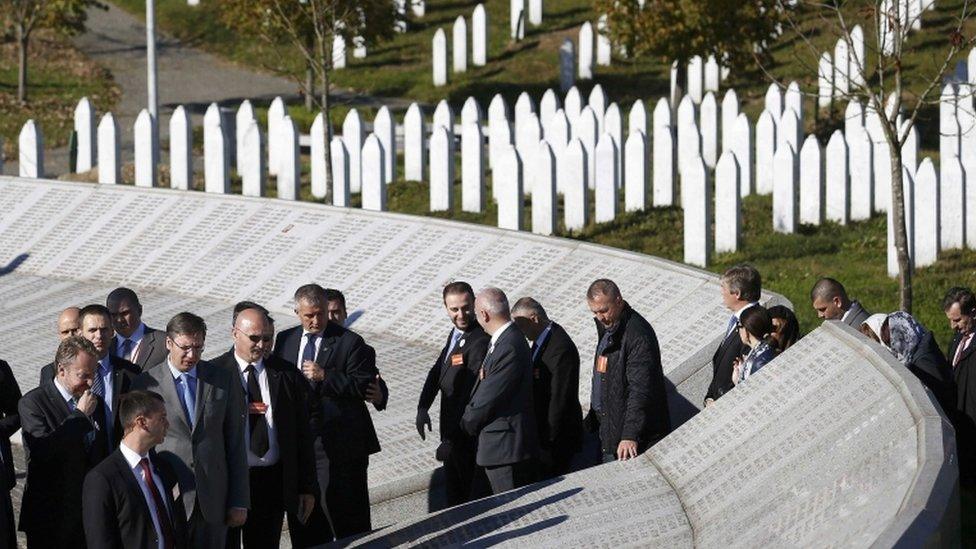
{"left": 433, "top": 5, "right": 489, "bottom": 86}
{"left": 685, "top": 54, "right": 724, "bottom": 104}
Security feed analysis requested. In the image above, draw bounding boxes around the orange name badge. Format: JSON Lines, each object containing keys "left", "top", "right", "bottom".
{"left": 248, "top": 402, "right": 269, "bottom": 414}
{"left": 451, "top": 354, "right": 464, "bottom": 367}
{"left": 596, "top": 355, "right": 608, "bottom": 374}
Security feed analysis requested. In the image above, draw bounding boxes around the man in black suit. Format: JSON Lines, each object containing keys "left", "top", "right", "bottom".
{"left": 107, "top": 287, "right": 169, "bottom": 371}
{"left": 705, "top": 265, "right": 761, "bottom": 405}
{"left": 37, "top": 306, "right": 81, "bottom": 384}
{"left": 224, "top": 307, "right": 316, "bottom": 549}
{"left": 417, "top": 281, "right": 491, "bottom": 506}
{"left": 326, "top": 296, "right": 389, "bottom": 412}
{"left": 584, "top": 279, "right": 670, "bottom": 463}
{"left": 943, "top": 287, "right": 976, "bottom": 486}
{"left": 0, "top": 359, "right": 21, "bottom": 549}
{"left": 461, "top": 287, "right": 538, "bottom": 494}
{"left": 83, "top": 390, "right": 189, "bottom": 549}
{"left": 810, "top": 277, "right": 871, "bottom": 329}
{"left": 19, "top": 336, "right": 108, "bottom": 549}
{"left": 273, "top": 284, "right": 379, "bottom": 541}
{"left": 512, "top": 297, "right": 582, "bottom": 478}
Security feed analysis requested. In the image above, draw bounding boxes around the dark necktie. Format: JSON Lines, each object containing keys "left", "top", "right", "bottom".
{"left": 245, "top": 364, "right": 270, "bottom": 457}
{"left": 302, "top": 333, "right": 317, "bottom": 365}
{"left": 139, "top": 458, "right": 176, "bottom": 549}
{"left": 121, "top": 338, "right": 135, "bottom": 362}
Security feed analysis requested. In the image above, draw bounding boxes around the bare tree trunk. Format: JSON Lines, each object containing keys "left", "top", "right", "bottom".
{"left": 305, "top": 62, "right": 315, "bottom": 111}
{"left": 16, "top": 23, "right": 29, "bottom": 105}
{"left": 888, "top": 145, "right": 913, "bottom": 313}
{"left": 321, "top": 62, "right": 334, "bottom": 202}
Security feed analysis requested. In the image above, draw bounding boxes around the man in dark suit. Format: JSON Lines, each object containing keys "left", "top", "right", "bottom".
{"left": 584, "top": 279, "right": 670, "bottom": 463}
{"left": 131, "top": 313, "right": 249, "bottom": 548}
{"left": 810, "top": 277, "right": 871, "bottom": 329}
{"left": 83, "top": 390, "right": 189, "bottom": 549}
{"left": 461, "top": 287, "right": 538, "bottom": 494}
{"left": 417, "top": 281, "right": 491, "bottom": 506}
{"left": 326, "top": 296, "right": 389, "bottom": 412}
{"left": 37, "top": 306, "right": 81, "bottom": 384}
{"left": 512, "top": 297, "right": 582, "bottom": 478}
{"left": 705, "top": 265, "right": 762, "bottom": 405}
{"left": 0, "top": 359, "right": 21, "bottom": 549}
{"left": 273, "top": 284, "right": 379, "bottom": 541}
{"left": 224, "top": 307, "right": 316, "bottom": 549}
{"left": 943, "top": 287, "right": 976, "bottom": 486}
{"left": 19, "top": 336, "right": 108, "bottom": 549}
{"left": 107, "top": 287, "right": 169, "bottom": 371}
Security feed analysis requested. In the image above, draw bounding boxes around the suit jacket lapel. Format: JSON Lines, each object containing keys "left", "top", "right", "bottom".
{"left": 316, "top": 333, "right": 337, "bottom": 371}
{"left": 43, "top": 382, "right": 71, "bottom": 419}
{"left": 157, "top": 367, "right": 191, "bottom": 435}
{"left": 438, "top": 330, "right": 457, "bottom": 385}
{"left": 113, "top": 451, "right": 154, "bottom": 522}
{"left": 266, "top": 366, "right": 282, "bottom": 410}
{"left": 192, "top": 364, "right": 214, "bottom": 432}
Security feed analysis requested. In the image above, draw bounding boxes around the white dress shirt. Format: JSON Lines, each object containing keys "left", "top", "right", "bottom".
{"left": 727, "top": 302, "right": 758, "bottom": 337}
{"left": 234, "top": 355, "right": 280, "bottom": 466}
{"left": 296, "top": 331, "right": 324, "bottom": 369}
{"left": 119, "top": 442, "right": 168, "bottom": 549}
{"left": 53, "top": 378, "right": 75, "bottom": 407}
{"left": 116, "top": 323, "right": 147, "bottom": 362}
{"left": 489, "top": 321, "right": 514, "bottom": 352}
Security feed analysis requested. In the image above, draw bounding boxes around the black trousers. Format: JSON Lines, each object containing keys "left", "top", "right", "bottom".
{"left": 483, "top": 460, "right": 535, "bottom": 495}
{"left": 443, "top": 439, "right": 489, "bottom": 506}
{"left": 226, "top": 464, "right": 284, "bottom": 549}
{"left": 0, "top": 487, "right": 14, "bottom": 549}
{"left": 327, "top": 456, "right": 371, "bottom": 539}
{"left": 287, "top": 439, "right": 335, "bottom": 548}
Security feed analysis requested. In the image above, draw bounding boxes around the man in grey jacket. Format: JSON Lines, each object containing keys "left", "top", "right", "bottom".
{"left": 810, "top": 278, "right": 871, "bottom": 328}
{"left": 132, "top": 312, "right": 249, "bottom": 547}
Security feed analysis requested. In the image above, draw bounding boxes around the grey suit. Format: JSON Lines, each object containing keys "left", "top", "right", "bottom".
{"left": 131, "top": 360, "right": 249, "bottom": 547}
{"left": 842, "top": 301, "right": 871, "bottom": 329}
{"left": 113, "top": 326, "right": 169, "bottom": 372}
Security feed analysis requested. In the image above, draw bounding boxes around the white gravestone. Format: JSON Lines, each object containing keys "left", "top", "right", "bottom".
{"left": 241, "top": 120, "right": 265, "bottom": 198}
{"left": 267, "top": 97, "right": 285, "bottom": 177}
{"left": 540, "top": 89, "right": 560, "bottom": 133}
{"left": 310, "top": 113, "right": 327, "bottom": 199}
{"left": 74, "top": 97, "right": 96, "bottom": 172}
{"left": 514, "top": 92, "right": 535, "bottom": 136}
{"left": 204, "top": 103, "right": 230, "bottom": 194}
{"left": 850, "top": 24, "right": 866, "bottom": 87}
{"left": 564, "top": 87, "right": 582, "bottom": 126}
{"left": 333, "top": 36, "right": 346, "bottom": 69}
{"left": 578, "top": 22, "right": 594, "bottom": 80}
{"left": 361, "top": 134, "right": 387, "bottom": 211}
{"left": 755, "top": 110, "right": 776, "bottom": 195}
{"left": 721, "top": 89, "right": 739, "bottom": 153}
{"left": 677, "top": 95, "right": 699, "bottom": 178}
{"left": 629, "top": 100, "right": 647, "bottom": 137}
{"left": 773, "top": 143, "right": 799, "bottom": 233}
{"left": 596, "top": 15, "right": 611, "bottom": 66}
{"left": 168, "top": 106, "right": 191, "bottom": 190}
{"left": 548, "top": 110, "right": 571, "bottom": 192}
{"left": 825, "top": 130, "right": 849, "bottom": 224}
{"left": 561, "top": 139, "right": 589, "bottom": 230}
{"left": 490, "top": 123, "right": 513, "bottom": 198}
{"left": 914, "top": 158, "right": 940, "bottom": 267}
{"left": 653, "top": 99, "right": 675, "bottom": 206}
{"left": 588, "top": 84, "right": 607, "bottom": 134}
{"left": 785, "top": 81, "right": 803, "bottom": 125}
{"left": 604, "top": 103, "right": 623, "bottom": 182}
{"left": 343, "top": 109, "right": 364, "bottom": 193}
{"left": 412, "top": 0, "right": 425, "bottom": 17}
{"left": 683, "top": 157, "right": 712, "bottom": 267}
{"left": 404, "top": 103, "right": 426, "bottom": 182}
{"left": 496, "top": 146, "right": 524, "bottom": 230}
{"left": 714, "top": 151, "right": 740, "bottom": 253}
{"left": 559, "top": 39, "right": 575, "bottom": 92}
{"left": 595, "top": 134, "right": 618, "bottom": 223}
{"left": 433, "top": 29, "right": 448, "bottom": 86}
{"left": 510, "top": 0, "right": 525, "bottom": 40}
{"left": 867, "top": 109, "right": 891, "bottom": 214}
{"left": 430, "top": 126, "right": 454, "bottom": 211}
{"left": 453, "top": 17, "right": 467, "bottom": 73}
{"left": 374, "top": 107, "right": 396, "bottom": 184}
{"left": 17, "top": 120, "right": 43, "bottom": 179}
{"left": 625, "top": 131, "right": 647, "bottom": 212}
{"left": 96, "top": 113, "right": 120, "bottom": 185}
{"left": 331, "top": 137, "right": 351, "bottom": 207}
{"left": 277, "top": 116, "right": 300, "bottom": 200}
{"left": 516, "top": 113, "right": 542, "bottom": 194}
{"left": 462, "top": 96, "right": 483, "bottom": 128}
{"left": 941, "top": 155, "right": 965, "bottom": 250}
{"left": 902, "top": 122, "right": 918, "bottom": 177}
{"left": 473, "top": 4, "right": 488, "bottom": 66}
{"left": 687, "top": 56, "right": 704, "bottom": 104}
{"left": 777, "top": 108, "right": 801, "bottom": 155}
{"left": 700, "top": 92, "right": 718, "bottom": 169}
{"left": 462, "top": 123, "right": 485, "bottom": 213}
{"left": 576, "top": 106, "right": 599, "bottom": 188}
{"left": 704, "top": 55, "right": 720, "bottom": 93}
{"left": 133, "top": 110, "right": 154, "bottom": 187}
{"left": 800, "top": 135, "right": 824, "bottom": 225}
{"left": 848, "top": 124, "right": 874, "bottom": 220}
{"left": 731, "top": 113, "right": 752, "bottom": 197}
{"left": 834, "top": 38, "right": 849, "bottom": 96}
{"left": 353, "top": 37, "right": 367, "bottom": 59}
{"left": 818, "top": 53, "right": 833, "bottom": 109}
{"left": 532, "top": 141, "right": 557, "bottom": 235}
{"left": 434, "top": 100, "right": 455, "bottom": 142}
{"left": 235, "top": 100, "right": 255, "bottom": 174}
{"left": 529, "top": 0, "right": 543, "bottom": 26}
{"left": 764, "top": 83, "right": 783, "bottom": 122}
{"left": 488, "top": 94, "right": 510, "bottom": 171}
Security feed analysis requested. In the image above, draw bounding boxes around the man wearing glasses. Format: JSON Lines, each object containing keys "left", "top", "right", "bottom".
{"left": 133, "top": 312, "right": 249, "bottom": 548}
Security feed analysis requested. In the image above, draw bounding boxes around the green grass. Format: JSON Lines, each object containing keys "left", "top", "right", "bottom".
{"left": 0, "top": 34, "right": 119, "bottom": 159}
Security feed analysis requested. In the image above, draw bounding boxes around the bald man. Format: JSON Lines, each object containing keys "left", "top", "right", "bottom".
{"left": 810, "top": 278, "right": 870, "bottom": 328}
{"left": 461, "top": 288, "right": 539, "bottom": 494}
{"left": 38, "top": 307, "right": 82, "bottom": 385}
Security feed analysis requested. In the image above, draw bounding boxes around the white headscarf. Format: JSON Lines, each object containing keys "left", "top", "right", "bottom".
{"left": 861, "top": 313, "right": 888, "bottom": 346}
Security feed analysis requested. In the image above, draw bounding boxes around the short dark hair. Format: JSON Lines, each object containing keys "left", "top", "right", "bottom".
{"left": 55, "top": 336, "right": 98, "bottom": 371}
{"left": 767, "top": 305, "right": 800, "bottom": 351}
{"left": 166, "top": 312, "right": 207, "bottom": 339}
{"left": 810, "top": 277, "right": 848, "bottom": 303}
{"left": 943, "top": 287, "right": 976, "bottom": 314}
{"left": 233, "top": 301, "right": 269, "bottom": 326}
{"left": 119, "top": 390, "right": 165, "bottom": 430}
{"left": 443, "top": 281, "right": 475, "bottom": 303}
{"left": 324, "top": 288, "right": 346, "bottom": 309}
{"left": 79, "top": 304, "right": 112, "bottom": 325}
{"left": 587, "top": 279, "right": 621, "bottom": 300}
{"left": 722, "top": 264, "right": 762, "bottom": 302}
{"left": 739, "top": 305, "right": 773, "bottom": 341}
{"left": 511, "top": 297, "right": 548, "bottom": 321}
{"left": 106, "top": 287, "right": 141, "bottom": 308}
{"left": 294, "top": 284, "right": 327, "bottom": 308}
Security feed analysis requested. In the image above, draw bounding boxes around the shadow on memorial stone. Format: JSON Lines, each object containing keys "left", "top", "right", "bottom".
{"left": 0, "top": 253, "right": 28, "bottom": 277}
{"left": 665, "top": 377, "right": 700, "bottom": 432}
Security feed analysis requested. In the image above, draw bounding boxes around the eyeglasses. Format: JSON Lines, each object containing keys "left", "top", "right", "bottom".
{"left": 171, "top": 341, "right": 204, "bottom": 354}
{"left": 235, "top": 328, "right": 273, "bottom": 343}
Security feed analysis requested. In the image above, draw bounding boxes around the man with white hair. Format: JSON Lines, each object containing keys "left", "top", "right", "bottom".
{"left": 461, "top": 287, "right": 539, "bottom": 494}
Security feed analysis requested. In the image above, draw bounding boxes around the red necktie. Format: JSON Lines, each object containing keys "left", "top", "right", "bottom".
{"left": 139, "top": 458, "right": 176, "bottom": 549}
{"left": 954, "top": 333, "right": 974, "bottom": 368}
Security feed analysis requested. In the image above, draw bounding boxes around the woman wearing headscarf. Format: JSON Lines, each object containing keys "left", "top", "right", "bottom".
{"left": 859, "top": 313, "right": 887, "bottom": 343}
{"left": 877, "top": 312, "right": 956, "bottom": 414}
{"left": 731, "top": 306, "right": 778, "bottom": 386}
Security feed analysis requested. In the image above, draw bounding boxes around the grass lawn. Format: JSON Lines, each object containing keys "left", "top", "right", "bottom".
{"left": 0, "top": 32, "right": 119, "bottom": 160}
